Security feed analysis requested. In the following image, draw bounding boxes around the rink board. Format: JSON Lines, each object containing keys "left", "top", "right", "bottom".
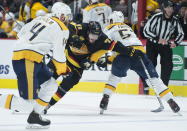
{"left": 0, "top": 79, "right": 139, "bottom": 94}
{"left": 0, "top": 40, "right": 187, "bottom": 97}
{"left": 0, "top": 79, "right": 187, "bottom": 97}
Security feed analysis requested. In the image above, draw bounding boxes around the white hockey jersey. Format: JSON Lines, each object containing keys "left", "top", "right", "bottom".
{"left": 104, "top": 23, "right": 142, "bottom": 47}
{"left": 13, "top": 15, "right": 69, "bottom": 74}
{"left": 83, "top": 3, "right": 112, "bottom": 29}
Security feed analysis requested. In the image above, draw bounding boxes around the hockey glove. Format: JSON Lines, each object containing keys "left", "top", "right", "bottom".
{"left": 113, "top": 42, "right": 144, "bottom": 58}
{"left": 96, "top": 56, "right": 107, "bottom": 68}
{"left": 127, "top": 47, "right": 145, "bottom": 59}
{"left": 69, "top": 35, "right": 85, "bottom": 49}
{"left": 96, "top": 56, "right": 112, "bottom": 68}
{"left": 47, "top": 60, "right": 59, "bottom": 79}
{"left": 80, "top": 58, "right": 93, "bottom": 70}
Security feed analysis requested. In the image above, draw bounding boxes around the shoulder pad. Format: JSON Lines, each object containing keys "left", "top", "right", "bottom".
{"left": 51, "top": 17, "right": 68, "bottom": 30}
{"left": 106, "top": 23, "right": 126, "bottom": 30}
{"left": 69, "top": 22, "right": 83, "bottom": 34}
{"left": 84, "top": 3, "right": 108, "bottom": 11}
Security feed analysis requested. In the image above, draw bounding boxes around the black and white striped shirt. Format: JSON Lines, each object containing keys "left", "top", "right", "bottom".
{"left": 143, "top": 12, "right": 184, "bottom": 45}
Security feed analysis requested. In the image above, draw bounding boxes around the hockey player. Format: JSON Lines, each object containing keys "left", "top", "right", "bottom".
{"left": 18, "top": 0, "right": 48, "bottom": 22}
{"left": 0, "top": 2, "right": 72, "bottom": 128}
{"left": 98, "top": 11, "right": 180, "bottom": 114}
{"left": 43, "top": 21, "right": 144, "bottom": 114}
{"left": 83, "top": 0, "right": 112, "bottom": 29}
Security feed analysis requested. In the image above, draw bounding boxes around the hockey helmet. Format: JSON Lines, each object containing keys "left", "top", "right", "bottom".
{"left": 51, "top": 2, "right": 72, "bottom": 21}
{"left": 86, "top": 0, "right": 99, "bottom": 4}
{"left": 87, "top": 21, "right": 101, "bottom": 43}
{"left": 5, "top": 12, "right": 15, "bottom": 21}
{"left": 0, "top": 12, "right": 3, "bottom": 18}
{"left": 69, "top": 35, "right": 85, "bottom": 49}
{"left": 88, "top": 21, "right": 102, "bottom": 35}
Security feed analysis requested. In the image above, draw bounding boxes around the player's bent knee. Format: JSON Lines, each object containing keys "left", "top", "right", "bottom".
{"left": 38, "top": 77, "right": 58, "bottom": 102}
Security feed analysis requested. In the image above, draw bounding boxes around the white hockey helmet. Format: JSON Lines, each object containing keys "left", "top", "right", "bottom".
{"left": 86, "top": 0, "right": 99, "bottom": 4}
{"left": 108, "top": 11, "right": 124, "bottom": 23}
{"left": 5, "top": 12, "right": 15, "bottom": 21}
{"left": 51, "top": 2, "right": 72, "bottom": 21}
{"left": 0, "top": 12, "right": 3, "bottom": 18}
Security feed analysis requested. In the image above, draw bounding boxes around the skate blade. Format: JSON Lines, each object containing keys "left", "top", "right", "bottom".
{"left": 100, "top": 109, "right": 104, "bottom": 115}
{"left": 151, "top": 106, "right": 164, "bottom": 113}
{"left": 26, "top": 124, "right": 50, "bottom": 129}
{"left": 12, "top": 110, "right": 20, "bottom": 114}
{"left": 176, "top": 112, "right": 183, "bottom": 116}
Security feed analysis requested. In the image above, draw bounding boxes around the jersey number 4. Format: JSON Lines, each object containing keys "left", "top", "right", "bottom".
{"left": 29, "top": 23, "right": 46, "bottom": 41}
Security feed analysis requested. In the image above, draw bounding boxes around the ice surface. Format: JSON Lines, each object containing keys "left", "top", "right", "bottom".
{"left": 0, "top": 89, "right": 187, "bottom": 131}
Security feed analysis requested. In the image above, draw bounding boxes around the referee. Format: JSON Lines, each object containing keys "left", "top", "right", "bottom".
{"left": 143, "top": 0, "right": 184, "bottom": 86}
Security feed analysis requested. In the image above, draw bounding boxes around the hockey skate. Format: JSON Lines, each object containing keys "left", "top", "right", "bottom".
{"left": 167, "top": 99, "right": 180, "bottom": 113}
{"left": 26, "top": 111, "right": 50, "bottom": 129}
{"left": 100, "top": 94, "right": 109, "bottom": 114}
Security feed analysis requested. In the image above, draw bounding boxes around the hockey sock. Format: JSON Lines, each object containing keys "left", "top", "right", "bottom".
{"left": 48, "top": 84, "right": 67, "bottom": 106}
{"left": 49, "top": 92, "right": 63, "bottom": 106}
{"left": 34, "top": 77, "right": 58, "bottom": 114}
{"left": 145, "top": 77, "right": 173, "bottom": 101}
{"left": 0, "top": 94, "right": 34, "bottom": 112}
{"left": 0, "top": 94, "right": 13, "bottom": 109}
{"left": 104, "top": 84, "right": 116, "bottom": 97}
{"left": 103, "top": 74, "right": 121, "bottom": 97}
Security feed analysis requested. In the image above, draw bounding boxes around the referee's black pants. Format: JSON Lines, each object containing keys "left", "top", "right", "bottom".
{"left": 146, "top": 41, "right": 173, "bottom": 86}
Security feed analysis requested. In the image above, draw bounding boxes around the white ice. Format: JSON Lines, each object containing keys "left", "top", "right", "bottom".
{"left": 0, "top": 89, "right": 187, "bottom": 131}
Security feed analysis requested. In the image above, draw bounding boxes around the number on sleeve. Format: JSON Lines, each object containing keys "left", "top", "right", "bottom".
{"left": 29, "top": 23, "right": 46, "bottom": 41}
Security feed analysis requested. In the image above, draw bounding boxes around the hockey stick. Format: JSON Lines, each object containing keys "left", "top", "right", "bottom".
{"left": 139, "top": 57, "right": 164, "bottom": 113}
{"left": 0, "top": 5, "right": 22, "bottom": 26}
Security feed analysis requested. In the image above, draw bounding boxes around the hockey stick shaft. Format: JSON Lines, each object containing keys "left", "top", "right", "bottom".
{"left": 0, "top": 5, "right": 21, "bottom": 26}
{"left": 139, "top": 57, "right": 164, "bottom": 107}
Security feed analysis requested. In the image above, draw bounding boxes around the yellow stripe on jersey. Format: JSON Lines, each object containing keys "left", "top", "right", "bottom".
{"left": 25, "top": 59, "right": 34, "bottom": 100}
{"left": 90, "top": 50, "right": 108, "bottom": 62}
{"left": 106, "top": 23, "right": 126, "bottom": 30}
{"left": 5, "top": 95, "right": 13, "bottom": 109}
{"left": 52, "top": 59, "right": 69, "bottom": 75}
{"left": 132, "top": 46, "right": 146, "bottom": 53}
{"left": 70, "top": 22, "right": 78, "bottom": 34}
{"left": 108, "top": 55, "right": 118, "bottom": 63}
{"left": 36, "top": 99, "right": 48, "bottom": 106}
{"left": 65, "top": 50, "right": 81, "bottom": 68}
{"left": 159, "top": 88, "right": 170, "bottom": 97}
{"left": 52, "top": 94, "right": 61, "bottom": 101}
{"left": 84, "top": 3, "right": 109, "bottom": 11}
{"left": 51, "top": 17, "right": 68, "bottom": 31}
{"left": 12, "top": 50, "right": 44, "bottom": 63}
{"left": 105, "top": 84, "right": 116, "bottom": 92}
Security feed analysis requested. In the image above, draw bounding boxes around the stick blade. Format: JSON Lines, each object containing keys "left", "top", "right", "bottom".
{"left": 176, "top": 112, "right": 183, "bottom": 116}
{"left": 100, "top": 109, "right": 104, "bottom": 115}
{"left": 151, "top": 106, "right": 164, "bottom": 113}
